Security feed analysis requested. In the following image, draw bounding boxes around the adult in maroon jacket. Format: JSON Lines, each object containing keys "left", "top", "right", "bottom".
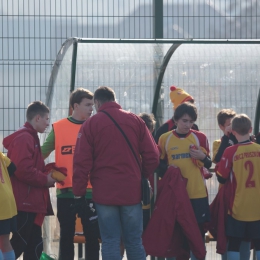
{"left": 3, "top": 101, "right": 55, "bottom": 260}
{"left": 73, "top": 86, "right": 159, "bottom": 260}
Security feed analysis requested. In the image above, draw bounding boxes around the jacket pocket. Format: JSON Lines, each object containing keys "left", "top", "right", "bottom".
{"left": 22, "top": 185, "right": 32, "bottom": 207}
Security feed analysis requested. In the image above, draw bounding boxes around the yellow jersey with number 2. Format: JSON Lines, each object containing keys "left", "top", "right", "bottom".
{"left": 217, "top": 141, "right": 260, "bottom": 221}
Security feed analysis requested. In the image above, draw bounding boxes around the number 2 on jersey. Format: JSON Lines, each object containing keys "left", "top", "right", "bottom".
{"left": 245, "top": 160, "right": 255, "bottom": 188}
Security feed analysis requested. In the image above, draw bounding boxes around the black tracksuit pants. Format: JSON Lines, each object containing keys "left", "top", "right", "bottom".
{"left": 57, "top": 198, "right": 100, "bottom": 260}
{"left": 10, "top": 211, "right": 43, "bottom": 260}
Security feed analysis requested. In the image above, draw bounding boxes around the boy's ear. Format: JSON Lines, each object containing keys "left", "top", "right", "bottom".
{"left": 231, "top": 129, "right": 237, "bottom": 137}
{"left": 249, "top": 127, "right": 253, "bottom": 134}
{"left": 35, "top": 114, "right": 41, "bottom": 122}
{"left": 70, "top": 102, "right": 78, "bottom": 111}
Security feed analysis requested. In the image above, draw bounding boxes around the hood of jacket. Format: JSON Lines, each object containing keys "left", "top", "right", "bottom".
{"left": 3, "top": 122, "right": 39, "bottom": 149}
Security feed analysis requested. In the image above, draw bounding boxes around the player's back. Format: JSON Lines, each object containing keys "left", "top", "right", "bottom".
{"left": 226, "top": 142, "right": 260, "bottom": 221}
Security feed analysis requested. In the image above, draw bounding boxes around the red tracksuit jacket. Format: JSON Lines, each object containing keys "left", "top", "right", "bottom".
{"left": 3, "top": 122, "right": 53, "bottom": 215}
{"left": 206, "top": 181, "right": 231, "bottom": 254}
{"left": 142, "top": 166, "right": 206, "bottom": 260}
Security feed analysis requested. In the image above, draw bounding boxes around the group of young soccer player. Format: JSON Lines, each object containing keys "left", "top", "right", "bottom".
{"left": 154, "top": 86, "right": 260, "bottom": 260}
{"left": 1, "top": 84, "right": 260, "bottom": 260}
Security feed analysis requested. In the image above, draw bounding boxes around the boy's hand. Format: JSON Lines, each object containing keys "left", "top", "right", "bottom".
{"left": 51, "top": 170, "right": 67, "bottom": 185}
{"left": 46, "top": 171, "right": 56, "bottom": 187}
{"left": 224, "top": 125, "right": 232, "bottom": 136}
{"left": 70, "top": 198, "right": 99, "bottom": 237}
{"left": 155, "top": 159, "right": 168, "bottom": 178}
{"left": 250, "top": 134, "right": 256, "bottom": 142}
{"left": 189, "top": 145, "right": 206, "bottom": 160}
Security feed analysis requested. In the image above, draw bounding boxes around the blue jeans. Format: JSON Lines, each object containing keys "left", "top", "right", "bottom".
{"left": 222, "top": 240, "right": 251, "bottom": 260}
{"left": 95, "top": 203, "right": 146, "bottom": 260}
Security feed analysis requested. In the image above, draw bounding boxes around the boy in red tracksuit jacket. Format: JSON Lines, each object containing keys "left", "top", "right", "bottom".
{"left": 3, "top": 101, "right": 56, "bottom": 260}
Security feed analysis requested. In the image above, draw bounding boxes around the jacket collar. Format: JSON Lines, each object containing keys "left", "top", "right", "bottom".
{"left": 98, "top": 101, "right": 122, "bottom": 112}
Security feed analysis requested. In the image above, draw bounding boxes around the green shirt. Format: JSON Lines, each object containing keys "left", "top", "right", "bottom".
{"left": 41, "top": 116, "right": 92, "bottom": 199}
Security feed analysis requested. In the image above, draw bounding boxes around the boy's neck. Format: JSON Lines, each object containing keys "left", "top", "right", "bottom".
{"left": 27, "top": 120, "right": 36, "bottom": 130}
{"left": 236, "top": 134, "right": 250, "bottom": 143}
{"left": 71, "top": 111, "right": 89, "bottom": 121}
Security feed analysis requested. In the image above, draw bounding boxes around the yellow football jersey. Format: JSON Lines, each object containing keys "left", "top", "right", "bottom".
{"left": 217, "top": 142, "right": 260, "bottom": 221}
{"left": 0, "top": 152, "right": 17, "bottom": 220}
{"left": 159, "top": 130, "right": 210, "bottom": 199}
{"left": 212, "top": 139, "right": 221, "bottom": 164}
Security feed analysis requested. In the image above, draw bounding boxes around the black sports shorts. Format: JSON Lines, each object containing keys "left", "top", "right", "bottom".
{"left": 226, "top": 215, "right": 260, "bottom": 239}
{"left": 0, "top": 215, "right": 17, "bottom": 235}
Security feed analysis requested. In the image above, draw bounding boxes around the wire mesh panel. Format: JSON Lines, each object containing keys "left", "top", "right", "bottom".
{"left": 163, "top": 0, "right": 260, "bottom": 39}
{"left": 2, "top": 0, "right": 260, "bottom": 148}
{"left": 0, "top": 0, "right": 154, "bottom": 151}
{"left": 75, "top": 42, "right": 163, "bottom": 114}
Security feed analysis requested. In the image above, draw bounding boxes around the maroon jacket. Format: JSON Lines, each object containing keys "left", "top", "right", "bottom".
{"left": 142, "top": 166, "right": 206, "bottom": 260}
{"left": 206, "top": 181, "right": 231, "bottom": 254}
{"left": 73, "top": 102, "right": 159, "bottom": 205}
{"left": 3, "top": 122, "right": 53, "bottom": 215}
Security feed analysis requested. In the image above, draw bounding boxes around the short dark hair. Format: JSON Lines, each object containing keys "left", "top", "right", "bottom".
{"left": 139, "top": 113, "right": 156, "bottom": 132}
{"left": 94, "top": 86, "right": 115, "bottom": 104}
{"left": 232, "top": 114, "right": 252, "bottom": 135}
{"left": 70, "top": 88, "right": 93, "bottom": 109}
{"left": 26, "top": 101, "right": 49, "bottom": 121}
{"left": 217, "top": 109, "right": 236, "bottom": 126}
{"left": 173, "top": 102, "right": 197, "bottom": 122}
